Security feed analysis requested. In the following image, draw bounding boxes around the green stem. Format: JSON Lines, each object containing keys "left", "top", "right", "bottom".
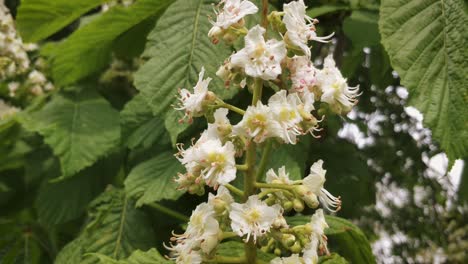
{"left": 244, "top": 78, "right": 265, "bottom": 264}
{"left": 225, "top": 184, "right": 245, "bottom": 197}
{"left": 255, "top": 140, "right": 273, "bottom": 180}
{"left": 146, "top": 203, "right": 189, "bottom": 222}
{"left": 222, "top": 231, "right": 238, "bottom": 240}
{"left": 216, "top": 100, "right": 246, "bottom": 115}
{"left": 236, "top": 164, "right": 249, "bottom": 171}
{"left": 252, "top": 78, "right": 263, "bottom": 105}
{"left": 254, "top": 182, "right": 295, "bottom": 191}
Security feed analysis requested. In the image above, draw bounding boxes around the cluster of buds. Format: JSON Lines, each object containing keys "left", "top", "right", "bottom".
{"left": 0, "top": 5, "right": 54, "bottom": 99}
{"left": 168, "top": 0, "right": 358, "bottom": 263}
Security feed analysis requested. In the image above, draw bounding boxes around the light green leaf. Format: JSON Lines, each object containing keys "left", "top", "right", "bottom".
{"left": 90, "top": 248, "right": 171, "bottom": 264}
{"left": 134, "top": 0, "right": 239, "bottom": 145}
{"left": 120, "top": 94, "right": 170, "bottom": 149}
{"left": 287, "top": 215, "right": 375, "bottom": 264}
{"left": 44, "top": 0, "right": 173, "bottom": 86}
{"left": 124, "top": 151, "right": 184, "bottom": 207}
{"left": 55, "top": 188, "right": 156, "bottom": 264}
{"left": 307, "top": 5, "right": 351, "bottom": 18}
{"left": 20, "top": 89, "right": 120, "bottom": 179}
{"left": 379, "top": 0, "right": 468, "bottom": 165}
{"left": 16, "top": 0, "right": 106, "bottom": 42}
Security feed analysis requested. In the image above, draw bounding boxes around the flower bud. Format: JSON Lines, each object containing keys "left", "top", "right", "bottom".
{"left": 282, "top": 201, "right": 293, "bottom": 211}
{"left": 274, "top": 247, "right": 282, "bottom": 256}
{"left": 290, "top": 241, "right": 302, "bottom": 253}
{"left": 268, "top": 11, "right": 286, "bottom": 33}
{"left": 293, "top": 198, "right": 304, "bottom": 212}
{"left": 281, "top": 234, "right": 296, "bottom": 247}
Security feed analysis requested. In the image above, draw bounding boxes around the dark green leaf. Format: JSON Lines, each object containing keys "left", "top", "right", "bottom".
{"left": 307, "top": 5, "right": 351, "bottom": 18}
{"left": 90, "top": 248, "right": 171, "bottom": 264}
{"left": 124, "top": 151, "right": 184, "bottom": 207}
{"left": 343, "top": 11, "right": 380, "bottom": 47}
{"left": 55, "top": 188, "right": 156, "bottom": 264}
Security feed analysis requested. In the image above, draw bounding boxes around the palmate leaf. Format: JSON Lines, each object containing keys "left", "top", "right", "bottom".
{"left": 124, "top": 151, "right": 184, "bottom": 207}
{"left": 55, "top": 188, "right": 156, "bottom": 264}
{"left": 43, "top": 0, "right": 173, "bottom": 86}
{"left": 134, "top": 0, "right": 239, "bottom": 144}
{"left": 287, "top": 215, "right": 375, "bottom": 264}
{"left": 379, "top": 0, "right": 468, "bottom": 166}
{"left": 16, "top": 0, "right": 107, "bottom": 42}
{"left": 20, "top": 88, "right": 120, "bottom": 179}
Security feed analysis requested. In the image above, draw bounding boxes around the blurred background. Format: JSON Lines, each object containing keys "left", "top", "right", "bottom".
{"left": 1, "top": 0, "right": 467, "bottom": 263}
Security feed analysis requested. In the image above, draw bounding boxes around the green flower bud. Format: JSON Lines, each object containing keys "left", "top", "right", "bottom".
{"left": 281, "top": 234, "right": 296, "bottom": 247}
{"left": 290, "top": 241, "right": 302, "bottom": 253}
{"left": 268, "top": 11, "right": 286, "bottom": 33}
{"left": 283, "top": 201, "right": 293, "bottom": 211}
{"left": 293, "top": 198, "right": 304, "bottom": 212}
{"left": 274, "top": 247, "right": 282, "bottom": 256}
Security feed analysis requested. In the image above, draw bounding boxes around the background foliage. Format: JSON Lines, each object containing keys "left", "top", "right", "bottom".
{"left": 1, "top": 0, "right": 467, "bottom": 263}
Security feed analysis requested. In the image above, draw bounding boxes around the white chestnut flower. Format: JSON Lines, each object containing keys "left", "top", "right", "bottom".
{"left": 206, "top": 108, "right": 232, "bottom": 139}
{"left": 208, "top": 185, "right": 234, "bottom": 214}
{"left": 306, "top": 209, "right": 329, "bottom": 256}
{"left": 232, "top": 101, "right": 282, "bottom": 143}
{"left": 287, "top": 56, "right": 319, "bottom": 111}
{"left": 316, "top": 55, "right": 360, "bottom": 115}
{"left": 168, "top": 203, "right": 221, "bottom": 258}
{"left": 208, "top": 0, "right": 258, "bottom": 38}
{"left": 27, "top": 70, "right": 47, "bottom": 84}
{"left": 266, "top": 166, "right": 292, "bottom": 185}
{"left": 175, "top": 67, "right": 213, "bottom": 122}
{"left": 271, "top": 254, "right": 304, "bottom": 264}
{"left": 177, "top": 135, "right": 237, "bottom": 187}
{"left": 167, "top": 243, "right": 203, "bottom": 264}
{"left": 302, "top": 236, "right": 319, "bottom": 264}
{"left": 268, "top": 90, "right": 303, "bottom": 144}
{"left": 283, "top": 0, "right": 333, "bottom": 57}
{"left": 303, "top": 160, "right": 341, "bottom": 212}
{"left": 229, "top": 195, "right": 282, "bottom": 242}
{"left": 230, "top": 25, "right": 287, "bottom": 80}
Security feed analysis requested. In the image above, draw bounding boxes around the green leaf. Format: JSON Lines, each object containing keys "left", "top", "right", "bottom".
{"left": 35, "top": 155, "right": 120, "bottom": 226}
{"left": 319, "top": 253, "right": 349, "bottom": 264}
{"left": 287, "top": 215, "right": 375, "bottom": 264}
{"left": 379, "top": 0, "right": 468, "bottom": 165}
{"left": 265, "top": 136, "right": 311, "bottom": 180}
{"left": 124, "top": 151, "right": 184, "bottom": 207}
{"left": 134, "top": 0, "right": 239, "bottom": 144}
{"left": 343, "top": 11, "right": 380, "bottom": 47}
{"left": 20, "top": 89, "right": 120, "bottom": 179}
{"left": 307, "top": 5, "right": 351, "bottom": 18}
{"left": 16, "top": 0, "right": 106, "bottom": 42}
{"left": 217, "top": 241, "right": 276, "bottom": 262}
{"left": 90, "top": 248, "right": 171, "bottom": 264}
{"left": 44, "top": 0, "right": 173, "bottom": 86}
{"left": 55, "top": 188, "right": 156, "bottom": 264}
{"left": 120, "top": 94, "right": 170, "bottom": 150}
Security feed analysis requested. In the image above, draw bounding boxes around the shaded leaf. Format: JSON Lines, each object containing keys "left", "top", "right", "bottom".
{"left": 343, "top": 11, "right": 380, "bottom": 47}
{"left": 217, "top": 241, "right": 276, "bottom": 262}
{"left": 124, "top": 151, "right": 184, "bottom": 207}
{"left": 307, "top": 5, "right": 351, "bottom": 18}
{"left": 90, "top": 248, "right": 171, "bottom": 264}
{"left": 55, "top": 188, "right": 156, "bottom": 264}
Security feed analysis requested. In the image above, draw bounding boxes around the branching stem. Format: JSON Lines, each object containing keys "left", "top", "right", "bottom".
{"left": 146, "top": 202, "right": 189, "bottom": 222}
